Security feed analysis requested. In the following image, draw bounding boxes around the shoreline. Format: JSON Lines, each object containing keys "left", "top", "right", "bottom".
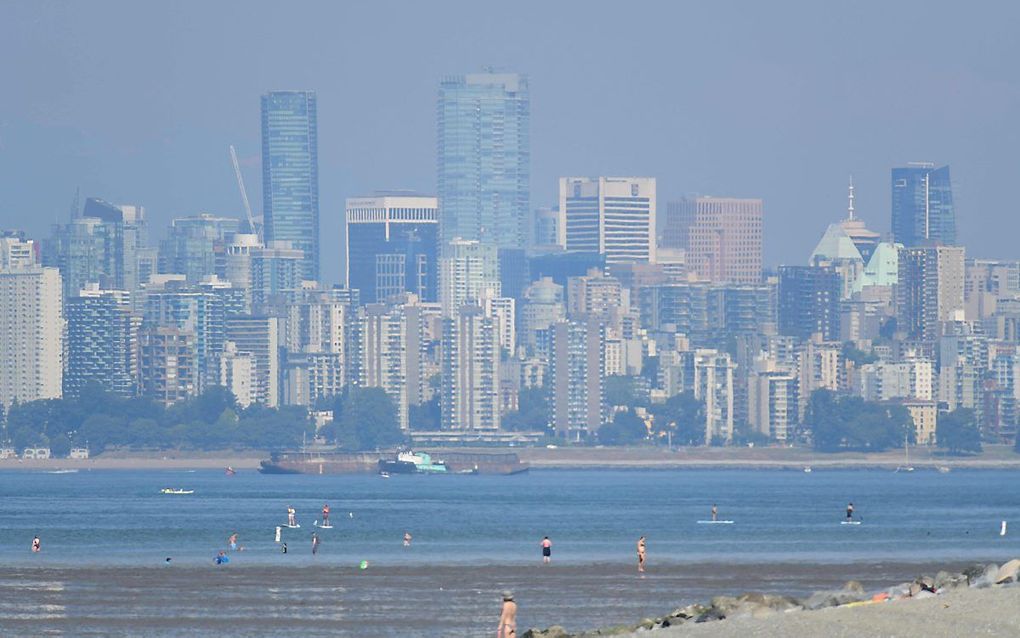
{"left": 3, "top": 444, "right": 1020, "bottom": 471}
{"left": 522, "top": 558, "right": 1020, "bottom": 637}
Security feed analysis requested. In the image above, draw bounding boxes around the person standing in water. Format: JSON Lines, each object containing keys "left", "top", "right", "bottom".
{"left": 31, "top": 536, "right": 40, "bottom": 553}
{"left": 637, "top": 536, "right": 646, "bottom": 573}
{"left": 229, "top": 533, "right": 238, "bottom": 551}
{"left": 846, "top": 502, "right": 855, "bottom": 521}
{"left": 321, "top": 503, "right": 330, "bottom": 526}
{"left": 711, "top": 504, "right": 718, "bottom": 522}
{"left": 403, "top": 532, "right": 412, "bottom": 547}
{"left": 541, "top": 536, "right": 552, "bottom": 564}
{"left": 287, "top": 505, "right": 296, "bottom": 527}
{"left": 497, "top": 591, "right": 517, "bottom": 638}
{"left": 311, "top": 533, "right": 320, "bottom": 555}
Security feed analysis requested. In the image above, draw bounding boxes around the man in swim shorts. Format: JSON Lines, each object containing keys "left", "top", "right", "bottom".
{"left": 288, "top": 505, "right": 296, "bottom": 527}
{"left": 541, "top": 536, "right": 551, "bottom": 563}
{"left": 322, "top": 503, "right": 330, "bottom": 526}
{"left": 846, "top": 502, "right": 854, "bottom": 521}
{"left": 497, "top": 591, "right": 517, "bottom": 638}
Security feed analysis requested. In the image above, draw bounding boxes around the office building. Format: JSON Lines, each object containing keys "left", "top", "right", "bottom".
{"left": 441, "top": 305, "right": 500, "bottom": 431}
{"left": 891, "top": 163, "right": 956, "bottom": 247}
{"left": 261, "top": 90, "right": 319, "bottom": 281}
{"left": 251, "top": 241, "right": 303, "bottom": 312}
{"left": 778, "top": 265, "right": 841, "bottom": 341}
{"left": 345, "top": 195, "right": 439, "bottom": 303}
{"left": 663, "top": 196, "right": 763, "bottom": 284}
{"left": 437, "top": 72, "right": 529, "bottom": 249}
{"left": 560, "top": 177, "right": 656, "bottom": 266}
{"left": 64, "top": 285, "right": 138, "bottom": 399}
{"left": 0, "top": 267, "right": 63, "bottom": 409}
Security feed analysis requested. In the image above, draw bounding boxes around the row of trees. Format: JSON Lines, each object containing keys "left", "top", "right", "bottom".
{"left": 2, "top": 384, "right": 314, "bottom": 454}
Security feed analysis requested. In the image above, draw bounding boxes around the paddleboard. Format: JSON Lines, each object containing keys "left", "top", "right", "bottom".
{"left": 314, "top": 522, "right": 334, "bottom": 529}
{"left": 284, "top": 524, "right": 301, "bottom": 529}
{"left": 697, "top": 520, "right": 735, "bottom": 524}
{"left": 841, "top": 521, "right": 862, "bottom": 525}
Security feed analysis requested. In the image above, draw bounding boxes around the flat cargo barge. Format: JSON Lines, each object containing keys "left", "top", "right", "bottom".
{"left": 259, "top": 449, "right": 529, "bottom": 475}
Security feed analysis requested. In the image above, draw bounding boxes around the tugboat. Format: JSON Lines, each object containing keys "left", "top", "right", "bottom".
{"left": 378, "top": 450, "right": 448, "bottom": 475}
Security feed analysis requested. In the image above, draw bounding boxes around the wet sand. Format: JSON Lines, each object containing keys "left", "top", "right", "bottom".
{"left": 0, "top": 561, "right": 981, "bottom": 637}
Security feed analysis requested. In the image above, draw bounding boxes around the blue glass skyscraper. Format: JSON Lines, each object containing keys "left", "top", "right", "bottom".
{"left": 261, "top": 91, "right": 320, "bottom": 281}
{"left": 437, "top": 73, "right": 530, "bottom": 251}
{"left": 891, "top": 163, "right": 955, "bottom": 247}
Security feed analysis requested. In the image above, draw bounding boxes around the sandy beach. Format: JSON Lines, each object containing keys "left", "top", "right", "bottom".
{"left": 644, "top": 585, "right": 1020, "bottom": 637}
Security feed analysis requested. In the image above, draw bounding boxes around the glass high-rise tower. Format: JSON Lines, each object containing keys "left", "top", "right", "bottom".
{"left": 261, "top": 91, "right": 320, "bottom": 282}
{"left": 437, "top": 72, "right": 530, "bottom": 251}
{"left": 891, "top": 163, "right": 955, "bottom": 247}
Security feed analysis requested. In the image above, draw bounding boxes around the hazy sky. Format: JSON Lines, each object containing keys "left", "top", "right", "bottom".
{"left": 2, "top": 1, "right": 1018, "bottom": 285}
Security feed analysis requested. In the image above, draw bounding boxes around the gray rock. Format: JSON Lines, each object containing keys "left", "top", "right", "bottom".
{"left": 522, "top": 626, "right": 571, "bottom": 638}
{"left": 670, "top": 603, "right": 706, "bottom": 619}
{"left": 803, "top": 583, "right": 870, "bottom": 610}
{"left": 842, "top": 580, "right": 865, "bottom": 594}
{"left": 995, "top": 558, "right": 1020, "bottom": 584}
{"left": 933, "top": 570, "right": 968, "bottom": 590}
{"left": 694, "top": 608, "right": 726, "bottom": 623}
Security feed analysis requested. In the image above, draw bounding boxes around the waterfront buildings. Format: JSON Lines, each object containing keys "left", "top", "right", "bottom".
{"left": 64, "top": 285, "right": 138, "bottom": 399}
{"left": 441, "top": 305, "right": 500, "bottom": 431}
{"left": 439, "top": 239, "right": 500, "bottom": 316}
{"left": 547, "top": 319, "right": 606, "bottom": 438}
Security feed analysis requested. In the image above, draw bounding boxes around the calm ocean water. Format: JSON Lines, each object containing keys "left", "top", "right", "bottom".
{"left": 1, "top": 468, "right": 1018, "bottom": 567}
{"left": 1, "top": 468, "right": 1018, "bottom": 635}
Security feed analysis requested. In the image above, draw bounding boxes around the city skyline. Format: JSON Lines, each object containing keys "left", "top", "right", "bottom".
{"left": 3, "top": 1, "right": 1019, "bottom": 286}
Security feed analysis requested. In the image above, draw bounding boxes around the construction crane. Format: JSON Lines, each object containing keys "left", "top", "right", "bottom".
{"left": 229, "top": 145, "right": 262, "bottom": 244}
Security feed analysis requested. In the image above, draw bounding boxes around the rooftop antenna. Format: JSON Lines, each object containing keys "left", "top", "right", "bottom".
{"left": 229, "top": 145, "right": 263, "bottom": 244}
{"left": 847, "top": 175, "right": 855, "bottom": 221}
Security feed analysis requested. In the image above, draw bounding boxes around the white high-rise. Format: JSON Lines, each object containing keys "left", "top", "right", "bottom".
{"left": 560, "top": 177, "right": 656, "bottom": 265}
{"left": 439, "top": 238, "right": 500, "bottom": 316}
{"left": 442, "top": 305, "right": 500, "bottom": 431}
{"left": 0, "top": 267, "right": 64, "bottom": 409}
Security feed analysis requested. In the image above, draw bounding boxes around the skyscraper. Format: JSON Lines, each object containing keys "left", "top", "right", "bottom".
{"left": 891, "top": 164, "right": 956, "bottom": 247}
{"left": 897, "top": 245, "right": 965, "bottom": 341}
{"left": 345, "top": 195, "right": 439, "bottom": 303}
{"left": 548, "top": 319, "right": 606, "bottom": 438}
{"left": 261, "top": 91, "right": 319, "bottom": 281}
{"left": 0, "top": 267, "right": 63, "bottom": 410}
{"left": 662, "top": 197, "right": 763, "bottom": 284}
{"left": 437, "top": 72, "right": 529, "bottom": 250}
{"left": 560, "top": 177, "right": 657, "bottom": 266}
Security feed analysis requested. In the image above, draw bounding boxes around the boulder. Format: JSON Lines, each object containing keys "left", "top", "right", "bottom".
{"left": 933, "top": 570, "right": 968, "bottom": 590}
{"left": 995, "top": 559, "right": 1020, "bottom": 584}
{"left": 969, "top": 564, "right": 1001, "bottom": 589}
{"left": 694, "top": 608, "right": 726, "bottom": 623}
{"left": 669, "top": 603, "right": 707, "bottom": 619}
{"left": 803, "top": 583, "right": 870, "bottom": 610}
{"left": 522, "top": 626, "right": 571, "bottom": 638}
{"left": 707, "top": 595, "right": 742, "bottom": 617}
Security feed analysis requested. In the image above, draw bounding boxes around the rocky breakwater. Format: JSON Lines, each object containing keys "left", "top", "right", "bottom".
{"left": 522, "top": 558, "right": 1020, "bottom": 637}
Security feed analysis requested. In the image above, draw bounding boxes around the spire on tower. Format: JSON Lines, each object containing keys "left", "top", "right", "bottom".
{"left": 847, "top": 175, "right": 855, "bottom": 221}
